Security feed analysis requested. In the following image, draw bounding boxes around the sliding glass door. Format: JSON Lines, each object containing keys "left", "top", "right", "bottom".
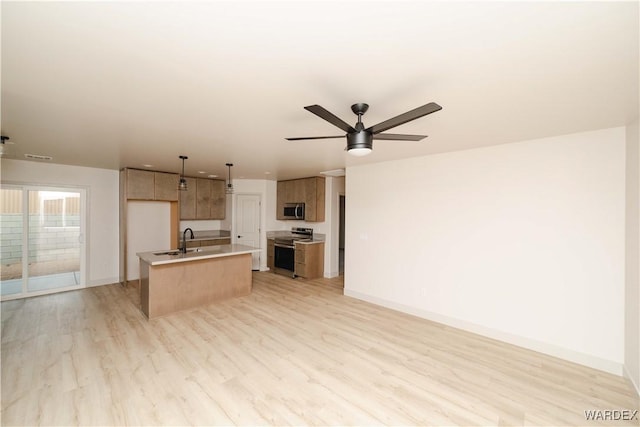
{"left": 1, "top": 187, "right": 23, "bottom": 297}
{"left": 1, "top": 185, "right": 86, "bottom": 299}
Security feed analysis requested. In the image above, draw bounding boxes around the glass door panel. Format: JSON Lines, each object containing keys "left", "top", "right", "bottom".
{"left": 26, "top": 190, "right": 82, "bottom": 293}
{"left": 0, "top": 188, "right": 24, "bottom": 296}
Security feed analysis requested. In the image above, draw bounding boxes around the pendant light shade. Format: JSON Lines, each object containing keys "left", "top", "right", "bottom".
{"left": 179, "top": 155, "right": 188, "bottom": 191}
{"left": 225, "top": 163, "right": 234, "bottom": 194}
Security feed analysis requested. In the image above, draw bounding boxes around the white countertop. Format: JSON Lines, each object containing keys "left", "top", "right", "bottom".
{"left": 137, "top": 244, "right": 260, "bottom": 266}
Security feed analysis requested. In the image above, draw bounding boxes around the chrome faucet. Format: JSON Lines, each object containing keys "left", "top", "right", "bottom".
{"left": 181, "top": 228, "right": 194, "bottom": 253}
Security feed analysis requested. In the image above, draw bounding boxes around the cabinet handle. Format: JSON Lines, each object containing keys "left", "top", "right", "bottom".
{"left": 237, "top": 235, "right": 242, "bottom": 238}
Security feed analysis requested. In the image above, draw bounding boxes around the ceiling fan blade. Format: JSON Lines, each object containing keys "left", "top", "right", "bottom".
{"left": 286, "top": 135, "right": 344, "bottom": 141}
{"left": 304, "top": 105, "right": 356, "bottom": 133}
{"left": 373, "top": 133, "right": 427, "bottom": 141}
{"left": 367, "top": 102, "right": 442, "bottom": 135}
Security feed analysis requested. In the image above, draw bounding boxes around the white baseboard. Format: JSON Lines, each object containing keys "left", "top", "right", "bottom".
{"left": 623, "top": 364, "right": 640, "bottom": 397}
{"left": 344, "top": 289, "right": 624, "bottom": 376}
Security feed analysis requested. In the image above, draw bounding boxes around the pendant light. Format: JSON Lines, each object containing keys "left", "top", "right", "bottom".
{"left": 225, "top": 163, "right": 234, "bottom": 194}
{"left": 178, "top": 155, "right": 188, "bottom": 191}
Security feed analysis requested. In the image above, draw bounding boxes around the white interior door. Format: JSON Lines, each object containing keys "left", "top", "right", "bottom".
{"left": 235, "top": 194, "right": 261, "bottom": 270}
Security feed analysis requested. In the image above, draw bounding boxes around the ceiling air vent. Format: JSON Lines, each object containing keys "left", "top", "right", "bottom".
{"left": 25, "top": 154, "right": 53, "bottom": 161}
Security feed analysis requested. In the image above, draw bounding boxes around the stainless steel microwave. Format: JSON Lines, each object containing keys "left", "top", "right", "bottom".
{"left": 283, "top": 203, "right": 305, "bottom": 220}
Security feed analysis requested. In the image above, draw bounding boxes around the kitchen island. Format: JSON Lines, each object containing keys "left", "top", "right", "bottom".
{"left": 137, "top": 244, "right": 260, "bottom": 319}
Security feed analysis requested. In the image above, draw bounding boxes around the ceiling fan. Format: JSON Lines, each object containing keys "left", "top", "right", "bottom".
{"left": 286, "top": 102, "right": 442, "bottom": 156}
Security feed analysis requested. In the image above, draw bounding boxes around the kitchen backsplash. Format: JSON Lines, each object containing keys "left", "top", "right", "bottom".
{"left": 178, "top": 229, "right": 230, "bottom": 239}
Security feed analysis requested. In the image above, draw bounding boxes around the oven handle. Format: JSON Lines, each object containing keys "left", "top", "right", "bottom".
{"left": 274, "top": 243, "right": 295, "bottom": 249}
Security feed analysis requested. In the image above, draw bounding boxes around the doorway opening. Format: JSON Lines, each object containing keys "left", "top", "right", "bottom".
{"left": 339, "top": 194, "right": 345, "bottom": 275}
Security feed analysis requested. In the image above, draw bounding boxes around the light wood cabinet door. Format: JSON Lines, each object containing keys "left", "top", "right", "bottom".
{"left": 308, "top": 176, "right": 325, "bottom": 222}
{"left": 200, "top": 238, "right": 231, "bottom": 246}
{"left": 292, "top": 179, "right": 305, "bottom": 203}
{"left": 276, "top": 177, "right": 325, "bottom": 222}
{"left": 276, "top": 181, "right": 292, "bottom": 220}
{"left": 180, "top": 177, "right": 225, "bottom": 220}
{"left": 124, "top": 168, "right": 181, "bottom": 201}
{"left": 294, "top": 242, "right": 324, "bottom": 279}
{"left": 196, "top": 178, "right": 213, "bottom": 219}
{"left": 126, "top": 169, "right": 155, "bottom": 200}
{"left": 154, "top": 172, "right": 179, "bottom": 201}
{"left": 210, "top": 180, "right": 226, "bottom": 220}
{"left": 267, "top": 239, "right": 275, "bottom": 270}
{"left": 179, "top": 177, "right": 197, "bottom": 219}
{"left": 294, "top": 245, "right": 306, "bottom": 277}
{"left": 303, "top": 178, "right": 317, "bottom": 222}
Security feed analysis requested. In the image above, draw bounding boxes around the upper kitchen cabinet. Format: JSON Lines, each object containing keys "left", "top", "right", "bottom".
{"left": 210, "top": 180, "right": 226, "bottom": 219}
{"left": 154, "top": 172, "right": 180, "bottom": 201}
{"left": 277, "top": 176, "right": 325, "bottom": 222}
{"left": 124, "top": 168, "right": 179, "bottom": 201}
{"left": 276, "top": 180, "right": 294, "bottom": 219}
{"left": 302, "top": 176, "right": 325, "bottom": 222}
{"left": 180, "top": 177, "right": 226, "bottom": 220}
{"left": 196, "top": 178, "right": 212, "bottom": 219}
{"left": 179, "top": 177, "right": 197, "bottom": 219}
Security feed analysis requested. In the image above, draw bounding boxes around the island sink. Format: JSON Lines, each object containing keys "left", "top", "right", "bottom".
{"left": 153, "top": 248, "right": 203, "bottom": 256}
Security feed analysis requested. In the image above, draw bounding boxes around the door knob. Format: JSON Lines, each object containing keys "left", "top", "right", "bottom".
{"left": 237, "top": 235, "right": 242, "bottom": 238}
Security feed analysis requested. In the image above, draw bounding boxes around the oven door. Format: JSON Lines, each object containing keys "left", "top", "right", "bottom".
{"left": 274, "top": 244, "right": 295, "bottom": 271}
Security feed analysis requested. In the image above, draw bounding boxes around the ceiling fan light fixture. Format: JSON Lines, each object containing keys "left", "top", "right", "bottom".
{"left": 348, "top": 147, "right": 372, "bottom": 157}
{"left": 347, "top": 130, "right": 373, "bottom": 156}
{"left": 178, "top": 155, "right": 188, "bottom": 191}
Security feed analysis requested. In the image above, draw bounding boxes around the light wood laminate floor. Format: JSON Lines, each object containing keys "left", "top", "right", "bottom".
{"left": 2, "top": 272, "right": 638, "bottom": 426}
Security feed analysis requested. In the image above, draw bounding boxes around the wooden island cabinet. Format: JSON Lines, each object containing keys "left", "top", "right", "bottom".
{"left": 137, "top": 244, "right": 260, "bottom": 318}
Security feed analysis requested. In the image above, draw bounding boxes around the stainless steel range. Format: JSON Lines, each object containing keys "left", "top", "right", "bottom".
{"left": 273, "top": 227, "right": 313, "bottom": 277}
{"left": 274, "top": 227, "right": 313, "bottom": 246}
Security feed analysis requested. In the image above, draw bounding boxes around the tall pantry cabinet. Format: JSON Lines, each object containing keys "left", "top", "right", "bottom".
{"left": 119, "top": 168, "right": 180, "bottom": 286}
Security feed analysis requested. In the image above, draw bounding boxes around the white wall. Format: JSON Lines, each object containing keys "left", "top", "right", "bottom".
{"left": 1, "top": 158, "right": 120, "bottom": 287}
{"left": 625, "top": 118, "right": 640, "bottom": 394}
{"left": 344, "top": 127, "right": 626, "bottom": 374}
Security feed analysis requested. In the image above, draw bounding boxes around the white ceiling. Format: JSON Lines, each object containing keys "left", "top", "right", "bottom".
{"left": 1, "top": 1, "right": 638, "bottom": 180}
